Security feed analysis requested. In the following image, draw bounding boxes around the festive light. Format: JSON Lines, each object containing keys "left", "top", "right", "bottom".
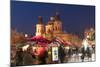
{"left": 25, "top": 34, "right": 28, "bottom": 37}
{"left": 22, "top": 44, "right": 29, "bottom": 51}
{"left": 82, "top": 39, "right": 89, "bottom": 50}
{"left": 87, "top": 35, "right": 90, "bottom": 38}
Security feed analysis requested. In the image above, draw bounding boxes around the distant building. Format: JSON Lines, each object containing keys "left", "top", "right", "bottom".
{"left": 36, "top": 16, "right": 44, "bottom": 36}
{"left": 84, "top": 28, "right": 95, "bottom": 40}
{"left": 35, "top": 12, "right": 82, "bottom": 46}
{"left": 84, "top": 28, "right": 95, "bottom": 45}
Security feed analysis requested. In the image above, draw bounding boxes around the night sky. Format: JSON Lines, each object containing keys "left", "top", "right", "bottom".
{"left": 11, "top": 1, "right": 95, "bottom": 37}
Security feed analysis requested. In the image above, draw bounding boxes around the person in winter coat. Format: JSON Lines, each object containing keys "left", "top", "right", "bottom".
{"left": 33, "top": 46, "right": 48, "bottom": 64}
{"left": 58, "top": 45, "right": 66, "bottom": 63}
{"left": 23, "top": 47, "right": 34, "bottom": 65}
{"left": 16, "top": 48, "right": 24, "bottom": 66}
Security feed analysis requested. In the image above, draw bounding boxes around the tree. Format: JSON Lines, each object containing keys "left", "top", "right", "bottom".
{"left": 11, "top": 29, "right": 26, "bottom": 46}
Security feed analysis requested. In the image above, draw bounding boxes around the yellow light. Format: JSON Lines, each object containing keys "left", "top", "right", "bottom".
{"left": 82, "top": 39, "right": 89, "bottom": 50}
{"left": 22, "top": 44, "right": 29, "bottom": 51}
{"left": 87, "top": 35, "right": 90, "bottom": 38}
{"left": 65, "top": 46, "right": 70, "bottom": 49}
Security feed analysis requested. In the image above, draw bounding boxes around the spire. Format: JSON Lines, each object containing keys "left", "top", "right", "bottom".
{"left": 50, "top": 16, "right": 55, "bottom": 21}
{"left": 46, "top": 16, "right": 55, "bottom": 25}
{"left": 38, "top": 16, "right": 43, "bottom": 24}
{"left": 55, "top": 12, "right": 60, "bottom": 21}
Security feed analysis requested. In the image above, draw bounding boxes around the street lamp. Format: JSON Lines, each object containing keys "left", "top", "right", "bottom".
{"left": 25, "top": 34, "right": 28, "bottom": 38}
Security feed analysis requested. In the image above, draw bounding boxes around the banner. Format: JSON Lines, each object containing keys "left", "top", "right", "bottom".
{"left": 52, "top": 47, "right": 59, "bottom": 61}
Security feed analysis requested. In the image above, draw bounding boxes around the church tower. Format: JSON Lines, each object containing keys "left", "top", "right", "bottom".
{"left": 45, "top": 17, "right": 55, "bottom": 40}
{"left": 53, "top": 12, "right": 62, "bottom": 34}
{"left": 36, "top": 16, "right": 44, "bottom": 36}
{"left": 45, "top": 17, "right": 55, "bottom": 34}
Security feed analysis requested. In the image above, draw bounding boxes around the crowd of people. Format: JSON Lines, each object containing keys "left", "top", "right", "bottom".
{"left": 10, "top": 35, "right": 95, "bottom": 66}
{"left": 11, "top": 41, "right": 95, "bottom": 66}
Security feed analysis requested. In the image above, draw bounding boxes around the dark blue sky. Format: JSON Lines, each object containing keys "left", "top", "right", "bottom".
{"left": 11, "top": 1, "right": 95, "bottom": 36}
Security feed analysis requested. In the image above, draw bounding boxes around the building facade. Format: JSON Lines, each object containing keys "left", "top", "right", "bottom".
{"left": 35, "top": 12, "right": 82, "bottom": 46}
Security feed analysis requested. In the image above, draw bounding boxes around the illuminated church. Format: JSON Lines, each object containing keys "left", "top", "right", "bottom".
{"left": 35, "top": 12, "right": 81, "bottom": 44}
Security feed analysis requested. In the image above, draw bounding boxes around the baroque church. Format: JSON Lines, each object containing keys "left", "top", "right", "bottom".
{"left": 35, "top": 12, "right": 81, "bottom": 45}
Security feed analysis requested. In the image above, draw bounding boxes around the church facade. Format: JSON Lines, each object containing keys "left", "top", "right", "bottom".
{"left": 35, "top": 12, "right": 81, "bottom": 46}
